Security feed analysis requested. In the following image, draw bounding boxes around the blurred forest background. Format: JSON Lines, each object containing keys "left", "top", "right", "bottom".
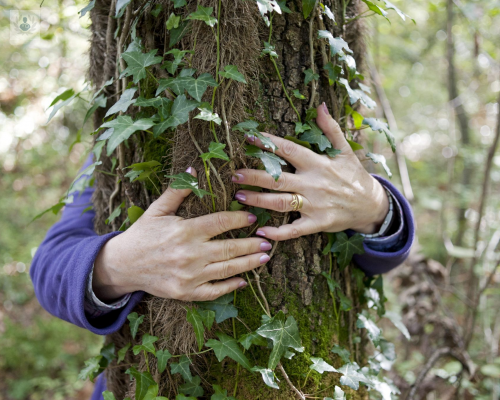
{"left": 2, "top": 0, "right": 500, "bottom": 399}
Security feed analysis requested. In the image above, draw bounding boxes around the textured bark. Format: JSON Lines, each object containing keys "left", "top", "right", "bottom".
{"left": 88, "top": 1, "right": 369, "bottom": 398}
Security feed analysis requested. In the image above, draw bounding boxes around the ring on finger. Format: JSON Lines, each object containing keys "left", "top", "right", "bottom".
{"left": 290, "top": 193, "right": 304, "bottom": 212}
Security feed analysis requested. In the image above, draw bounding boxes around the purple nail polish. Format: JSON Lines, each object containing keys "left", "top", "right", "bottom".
{"left": 232, "top": 173, "right": 244, "bottom": 182}
{"left": 256, "top": 230, "right": 266, "bottom": 237}
{"left": 248, "top": 214, "right": 257, "bottom": 224}
{"left": 260, "top": 242, "right": 272, "bottom": 251}
{"left": 235, "top": 193, "right": 246, "bottom": 202}
{"left": 245, "top": 134, "right": 256, "bottom": 143}
{"left": 260, "top": 254, "right": 271, "bottom": 264}
{"left": 323, "top": 102, "right": 330, "bottom": 116}
{"left": 186, "top": 167, "right": 193, "bottom": 174}
{"left": 238, "top": 281, "right": 248, "bottom": 288}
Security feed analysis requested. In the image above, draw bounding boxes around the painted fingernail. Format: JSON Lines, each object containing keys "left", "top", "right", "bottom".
{"left": 323, "top": 102, "right": 330, "bottom": 115}
{"left": 248, "top": 214, "right": 257, "bottom": 224}
{"left": 186, "top": 167, "right": 193, "bottom": 174}
{"left": 245, "top": 134, "right": 256, "bottom": 143}
{"left": 238, "top": 281, "right": 248, "bottom": 288}
{"left": 260, "top": 254, "right": 271, "bottom": 264}
{"left": 260, "top": 242, "right": 272, "bottom": 251}
{"left": 256, "top": 230, "right": 266, "bottom": 237}
{"left": 232, "top": 173, "right": 244, "bottom": 182}
{"left": 235, "top": 192, "right": 246, "bottom": 202}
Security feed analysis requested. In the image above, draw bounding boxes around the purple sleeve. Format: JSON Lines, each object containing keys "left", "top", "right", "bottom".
{"left": 352, "top": 175, "right": 415, "bottom": 276}
{"left": 30, "top": 154, "right": 144, "bottom": 335}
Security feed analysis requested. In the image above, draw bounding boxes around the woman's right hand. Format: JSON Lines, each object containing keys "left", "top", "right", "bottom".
{"left": 92, "top": 167, "right": 271, "bottom": 303}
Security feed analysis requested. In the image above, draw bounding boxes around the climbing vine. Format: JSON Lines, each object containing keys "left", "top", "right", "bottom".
{"left": 42, "top": 0, "right": 415, "bottom": 399}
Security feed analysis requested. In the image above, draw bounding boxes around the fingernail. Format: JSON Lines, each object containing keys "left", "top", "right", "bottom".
{"left": 245, "top": 134, "right": 255, "bottom": 143}
{"left": 238, "top": 281, "right": 248, "bottom": 288}
{"left": 323, "top": 102, "right": 330, "bottom": 116}
{"left": 186, "top": 167, "right": 193, "bottom": 174}
{"left": 260, "top": 254, "right": 271, "bottom": 264}
{"left": 248, "top": 214, "right": 257, "bottom": 224}
{"left": 260, "top": 242, "right": 272, "bottom": 251}
{"left": 232, "top": 173, "right": 244, "bottom": 182}
{"left": 256, "top": 230, "right": 266, "bottom": 237}
{"left": 235, "top": 192, "right": 246, "bottom": 202}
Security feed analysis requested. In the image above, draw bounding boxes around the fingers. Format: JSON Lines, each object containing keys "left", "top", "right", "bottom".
{"left": 206, "top": 237, "right": 272, "bottom": 263}
{"left": 235, "top": 190, "right": 309, "bottom": 214}
{"left": 147, "top": 167, "right": 197, "bottom": 217}
{"left": 187, "top": 211, "right": 258, "bottom": 239}
{"left": 202, "top": 252, "right": 270, "bottom": 282}
{"left": 316, "top": 102, "right": 351, "bottom": 153}
{"left": 246, "top": 132, "right": 315, "bottom": 169}
{"left": 232, "top": 169, "right": 302, "bottom": 193}
{"left": 189, "top": 278, "right": 248, "bottom": 302}
{"left": 255, "top": 218, "right": 319, "bottom": 241}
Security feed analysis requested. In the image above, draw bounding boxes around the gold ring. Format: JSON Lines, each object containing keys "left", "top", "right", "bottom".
{"left": 290, "top": 194, "right": 303, "bottom": 212}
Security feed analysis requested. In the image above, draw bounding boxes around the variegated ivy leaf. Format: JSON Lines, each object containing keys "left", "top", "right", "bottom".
{"left": 101, "top": 116, "right": 155, "bottom": 156}
{"left": 219, "top": 65, "right": 247, "bottom": 83}
{"left": 164, "top": 172, "right": 212, "bottom": 198}
{"left": 251, "top": 366, "right": 280, "bottom": 389}
{"left": 370, "top": 377, "right": 394, "bottom": 400}
{"left": 384, "top": 311, "right": 410, "bottom": 340}
{"left": 245, "top": 145, "right": 286, "bottom": 181}
{"left": 357, "top": 314, "right": 381, "bottom": 345}
{"left": 325, "top": 386, "right": 346, "bottom": 400}
{"left": 300, "top": 121, "right": 332, "bottom": 151}
{"left": 205, "top": 333, "right": 252, "bottom": 370}
{"left": 121, "top": 50, "right": 163, "bottom": 84}
{"left": 318, "top": 30, "right": 352, "bottom": 57}
{"left": 79, "top": 0, "right": 95, "bottom": 17}
{"left": 361, "top": 0, "right": 389, "bottom": 20}
{"left": 195, "top": 108, "right": 222, "bottom": 125}
{"left": 344, "top": 55, "right": 357, "bottom": 81}
{"left": 331, "top": 344, "right": 351, "bottom": 363}
{"left": 366, "top": 152, "right": 392, "bottom": 178}
{"left": 338, "top": 363, "right": 371, "bottom": 390}
{"left": 105, "top": 88, "right": 137, "bottom": 117}
{"left": 153, "top": 94, "right": 198, "bottom": 137}
{"left": 338, "top": 78, "right": 377, "bottom": 110}
{"left": 186, "top": 5, "right": 217, "bottom": 27}
{"left": 309, "top": 357, "right": 338, "bottom": 374}
{"left": 262, "top": 41, "right": 278, "bottom": 58}
{"left": 200, "top": 142, "right": 230, "bottom": 162}
{"left": 363, "top": 118, "right": 396, "bottom": 152}
{"left": 256, "top": 0, "right": 281, "bottom": 25}
{"left": 323, "top": 4, "right": 336, "bottom": 22}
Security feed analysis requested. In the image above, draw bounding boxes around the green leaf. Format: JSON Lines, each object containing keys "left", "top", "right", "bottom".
{"left": 481, "top": 364, "right": 500, "bottom": 378}
{"left": 256, "top": 310, "right": 304, "bottom": 370}
{"left": 331, "top": 345, "right": 351, "bottom": 363}
{"left": 179, "top": 375, "right": 204, "bottom": 397}
{"left": 128, "top": 205, "right": 145, "bottom": 224}
{"left": 361, "top": 0, "right": 389, "bottom": 19}
{"left": 169, "top": 21, "right": 190, "bottom": 48}
{"left": 197, "top": 293, "right": 238, "bottom": 323}
{"left": 176, "top": 395, "right": 196, "bottom": 400}
{"left": 284, "top": 135, "right": 312, "bottom": 149}
{"left": 338, "top": 289, "right": 352, "bottom": 311}
{"left": 211, "top": 384, "right": 238, "bottom": 400}
{"left": 103, "top": 391, "right": 117, "bottom": 400}
{"left": 84, "top": 94, "right": 107, "bottom": 126}
{"left": 338, "top": 78, "right": 376, "bottom": 109}
{"left": 156, "top": 349, "right": 173, "bottom": 373}
{"left": 135, "top": 97, "right": 163, "bottom": 108}
{"left": 294, "top": 122, "right": 311, "bottom": 135}
{"left": 322, "top": 232, "right": 335, "bottom": 255}
{"left": 345, "top": 105, "right": 364, "bottom": 129}
{"left": 305, "top": 107, "right": 317, "bottom": 121}
{"left": 330, "top": 232, "right": 365, "bottom": 269}
{"left": 143, "top": 384, "right": 159, "bottom": 400}
{"left": 366, "top": 152, "right": 392, "bottom": 178}
{"left": 170, "top": 355, "right": 193, "bottom": 382}
{"left": 186, "top": 308, "right": 205, "bottom": 351}
{"left": 128, "top": 160, "right": 162, "bottom": 172}
{"left": 121, "top": 50, "right": 163, "bottom": 84}
{"left": 238, "top": 331, "right": 268, "bottom": 350}
{"left": 233, "top": 121, "right": 277, "bottom": 152}
{"left": 153, "top": 94, "right": 198, "bottom": 137}
{"left": 321, "top": 271, "right": 341, "bottom": 293}
{"left": 195, "top": 108, "right": 222, "bottom": 124}
{"left": 324, "top": 62, "right": 343, "bottom": 85}
{"left": 201, "top": 142, "right": 230, "bottom": 162}
{"left": 219, "top": 65, "right": 247, "bottom": 83}
{"left": 309, "top": 357, "right": 337, "bottom": 373}
{"left": 205, "top": 332, "right": 252, "bottom": 370}
{"left": 304, "top": 68, "right": 319, "bottom": 85}
{"left": 318, "top": 31, "right": 352, "bottom": 57}
{"left": 338, "top": 363, "right": 370, "bottom": 390}
{"left": 248, "top": 207, "right": 271, "bottom": 227}
{"left": 49, "top": 88, "right": 75, "bottom": 108}
{"left": 46, "top": 90, "right": 78, "bottom": 123}
{"left": 302, "top": 0, "right": 316, "bottom": 18}
{"left": 166, "top": 13, "right": 180, "bottom": 30}
{"left": 31, "top": 201, "right": 66, "bottom": 222}
{"left": 383, "top": 0, "right": 412, "bottom": 21}
{"left": 230, "top": 201, "right": 245, "bottom": 211}
{"left": 78, "top": 355, "right": 102, "bottom": 381}
{"left": 262, "top": 42, "right": 278, "bottom": 58}
{"left": 245, "top": 145, "right": 286, "bottom": 181}
{"left": 292, "top": 89, "right": 305, "bottom": 99}
{"left": 79, "top": 0, "right": 96, "bottom": 17}
{"left": 151, "top": 3, "right": 163, "bottom": 17}
{"left": 163, "top": 49, "right": 191, "bottom": 75}
{"left": 127, "top": 312, "right": 145, "bottom": 340}
{"left": 251, "top": 366, "right": 279, "bottom": 389}
{"left": 384, "top": 311, "right": 410, "bottom": 340}
{"left": 101, "top": 116, "right": 155, "bottom": 156}
{"left": 164, "top": 172, "right": 212, "bottom": 198}
{"left": 100, "top": 343, "right": 116, "bottom": 364}
{"left": 117, "top": 343, "right": 131, "bottom": 364}
{"left": 115, "top": 0, "right": 131, "bottom": 17}
{"left": 347, "top": 139, "right": 363, "bottom": 151}
{"left": 325, "top": 386, "right": 346, "bottom": 400}
{"left": 300, "top": 122, "right": 332, "bottom": 151}
{"left": 125, "top": 366, "right": 157, "bottom": 400}
{"left": 132, "top": 333, "right": 158, "bottom": 356}
{"left": 105, "top": 88, "right": 137, "bottom": 117}
{"left": 170, "top": 0, "right": 187, "bottom": 8}
{"left": 277, "top": 0, "right": 291, "bottom": 13}
{"left": 363, "top": 118, "right": 396, "bottom": 152}
{"left": 186, "top": 5, "right": 217, "bottom": 27}
{"left": 326, "top": 147, "right": 342, "bottom": 158}
{"left": 356, "top": 314, "right": 381, "bottom": 345}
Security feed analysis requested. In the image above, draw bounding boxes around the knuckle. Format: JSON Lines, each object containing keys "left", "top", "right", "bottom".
{"left": 275, "top": 196, "right": 288, "bottom": 212}
{"left": 218, "top": 260, "right": 232, "bottom": 280}
{"left": 272, "top": 174, "right": 287, "bottom": 191}
{"left": 223, "top": 240, "right": 238, "bottom": 260}
{"left": 289, "top": 228, "right": 301, "bottom": 239}
{"left": 215, "top": 213, "right": 232, "bottom": 232}
{"left": 281, "top": 142, "right": 297, "bottom": 157}
{"left": 208, "top": 287, "right": 223, "bottom": 301}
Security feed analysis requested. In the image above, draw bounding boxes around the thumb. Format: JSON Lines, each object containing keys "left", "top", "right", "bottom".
{"left": 316, "top": 102, "right": 351, "bottom": 153}
{"left": 148, "top": 167, "right": 197, "bottom": 216}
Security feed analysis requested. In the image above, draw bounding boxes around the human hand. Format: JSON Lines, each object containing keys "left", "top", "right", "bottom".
{"left": 93, "top": 168, "right": 272, "bottom": 302}
{"left": 232, "top": 103, "right": 389, "bottom": 241}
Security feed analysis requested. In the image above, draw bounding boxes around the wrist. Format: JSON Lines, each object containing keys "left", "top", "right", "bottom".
{"left": 350, "top": 178, "right": 389, "bottom": 234}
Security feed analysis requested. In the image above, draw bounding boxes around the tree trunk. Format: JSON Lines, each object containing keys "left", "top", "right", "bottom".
{"left": 88, "top": 1, "right": 369, "bottom": 398}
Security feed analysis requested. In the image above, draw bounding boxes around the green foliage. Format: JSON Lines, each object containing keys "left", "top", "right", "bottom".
{"left": 186, "top": 5, "right": 218, "bottom": 27}
{"left": 205, "top": 332, "right": 252, "bottom": 370}
{"left": 196, "top": 293, "right": 238, "bottom": 323}
{"left": 200, "top": 142, "right": 230, "bottom": 162}
{"left": 186, "top": 308, "right": 205, "bottom": 351}
{"left": 300, "top": 121, "right": 332, "bottom": 151}
{"left": 127, "top": 312, "right": 145, "bottom": 340}
{"left": 211, "top": 384, "right": 237, "bottom": 400}
{"left": 245, "top": 145, "right": 286, "bottom": 181}
{"left": 126, "top": 367, "right": 157, "bottom": 400}
{"left": 132, "top": 333, "right": 158, "bottom": 356}
{"left": 248, "top": 207, "right": 271, "bottom": 226}
{"left": 219, "top": 65, "right": 247, "bottom": 83}
{"left": 309, "top": 357, "right": 337, "bottom": 373}
{"left": 170, "top": 355, "right": 193, "bottom": 382}
{"left": 156, "top": 349, "right": 173, "bottom": 373}
{"left": 366, "top": 152, "right": 392, "bottom": 178}
{"left": 164, "top": 172, "right": 212, "bottom": 198}
{"left": 251, "top": 367, "right": 279, "bottom": 389}
{"left": 179, "top": 375, "right": 204, "bottom": 397}
{"left": 363, "top": 118, "right": 396, "bottom": 152}
{"left": 101, "top": 116, "right": 155, "bottom": 156}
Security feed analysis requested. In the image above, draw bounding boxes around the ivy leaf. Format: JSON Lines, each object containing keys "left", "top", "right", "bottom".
{"left": 101, "top": 116, "right": 155, "bottom": 156}
{"left": 164, "top": 172, "right": 212, "bottom": 198}
{"left": 46, "top": 89, "right": 78, "bottom": 124}
{"left": 338, "top": 78, "right": 377, "bottom": 109}
{"left": 248, "top": 207, "right": 271, "bottom": 227}
{"left": 200, "top": 142, "right": 230, "bottom": 162}
{"left": 179, "top": 376, "right": 204, "bottom": 397}
{"left": 121, "top": 50, "right": 163, "bottom": 84}
{"left": 186, "top": 308, "right": 205, "bottom": 351}
{"left": 262, "top": 42, "right": 278, "bottom": 58}
{"left": 338, "top": 289, "right": 352, "bottom": 311}
{"left": 323, "top": 5, "right": 336, "bottom": 22}
{"left": 106, "top": 202, "right": 124, "bottom": 225}
{"left": 294, "top": 122, "right": 311, "bottom": 135}
{"left": 156, "top": 349, "right": 173, "bottom": 373}
{"left": 366, "top": 152, "right": 392, "bottom": 178}
{"left": 256, "top": 310, "right": 304, "bottom": 370}
{"left": 166, "top": 13, "right": 180, "bottom": 30}
{"left": 219, "top": 65, "right": 247, "bottom": 83}
{"left": 304, "top": 68, "right": 319, "bottom": 85}
{"left": 233, "top": 121, "right": 278, "bottom": 152}
{"left": 325, "top": 386, "right": 346, "bottom": 400}
{"left": 197, "top": 293, "right": 238, "bottom": 323}
{"left": 324, "top": 62, "right": 343, "bottom": 85}
{"left": 326, "top": 147, "right": 342, "bottom": 158}
{"left": 356, "top": 314, "right": 381, "bottom": 345}
{"left": 163, "top": 49, "right": 191, "bottom": 74}
{"left": 302, "top": 0, "right": 316, "bottom": 18}
{"left": 100, "top": 343, "right": 116, "bottom": 364}
{"left": 331, "top": 345, "right": 351, "bottom": 364}
{"left": 256, "top": 0, "right": 282, "bottom": 26}
{"left": 135, "top": 97, "right": 162, "bottom": 108}
{"left": 309, "top": 357, "right": 338, "bottom": 374}
{"left": 211, "top": 384, "right": 238, "bottom": 400}
{"left": 151, "top": 3, "right": 162, "bottom": 17}
{"left": 79, "top": 0, "right": 95, "bottom": 17}
{"left": 83, "top": 93, "right": 107, "bottom": 126}
{"left": 186, "top": 5, "right": 217, "bottom": 27}
{"left": 205, "top": 332, "right": 252, "bottom": 370}
{"left": 125, "top": 368, "right": 157, "bottom": 400}
{"left": 176, "top": 395, "right": 196, "bottom": 400}
{"left": 363, "top": 118, "right": 396, "bottom": 152}
{"left": 385, "top": 311, "right": 410, "bottom": 340}
{"left": 292, "top": 89, "right": 306, "bottom": 99}
{"left": 321, "top": 271, "right": 341, "bottom": 293}
{"left": 347, "top": 139, "right": 363, "bottom": 152}
{"left": 361, "top": 0, "right": 389, "bottom": 19}
{"left": 103, "top": 391, "right": 117, "bottom": 400}
{"left": 344, "top": 55, "right": 357, "bottom": 81}
{"left": 170, "top": 0, "right": 187, "bottom": 8}
{"left": 318, "top": 31, "right": 352, "bottom": 57}
{"left": 251, "top": 366, "right": 279, "bottom": 389}
{"left": 153, "top": 94, "right": 199, "bottom": 137}
{"left": 128, "top": 205, "right": 145, "bottom": 224}
{"left": 300, "top": 122, "right": 332, "bottom": 151}
{"left": 305, "top": 107, "right": 317, "bottom": 121}
{"left": 132, "top": 333, "right": 158, "bottom": 356}
{"left": 198, "top": 73, "right": 219, "bottom": 88}
{"left": 169, "top": 21, "right": 189, "bottom": 48}
{"left": 345, "top": 105, "right": 364, "bottom": 129}
{"left": 338, "top": 363, "right": 370, "bottom": 390}
{"left": 330, "top": 232, "right": 365, "bottom": 269}
{"left": 78, "top": 355, "right": 102, "bottom": 381}
{"left": 198, "top": 309, "right": 215, "bottom": 330}
{"left": 383, "top": 0, "right": 413, "bottom": 22}
{"left": 127, "top": 312, "right": 145, "bottom": 340}
{"left": 277, "top": 0, "right": 291, "bottom": 13}
{"left": 105, "top": 88, "right": 137, "bottom": 117}
{"left": 195, "top": 108, "right": 222, "bottom": 124}
{"left": 170, "top": 355, "right": 193, "bottom": 382}
{"left": 239, "top": 332, "right": 268, "bottom": 350}
{"left": 230, "top": 201, "right": 245, "bottom": 211}
{"left": 245, "top": 145, "right": 286, "bottom": 181}
{"left": 115, "top": 0, "right": 132, "bottom": 17}
{"left": 117, "top": 343, "right": 131, "bottom": 364}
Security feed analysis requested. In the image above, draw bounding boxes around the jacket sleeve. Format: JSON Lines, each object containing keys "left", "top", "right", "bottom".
{"left": 351, "top": 175, "right": 415, "bottom": 276}
{"left": 30, "top": 154, "right": 144, "bottom": 335}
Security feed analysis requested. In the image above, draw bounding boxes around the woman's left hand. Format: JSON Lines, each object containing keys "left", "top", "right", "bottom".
{"left": 232, "top": 103, "right": 390, "bottom": 241}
